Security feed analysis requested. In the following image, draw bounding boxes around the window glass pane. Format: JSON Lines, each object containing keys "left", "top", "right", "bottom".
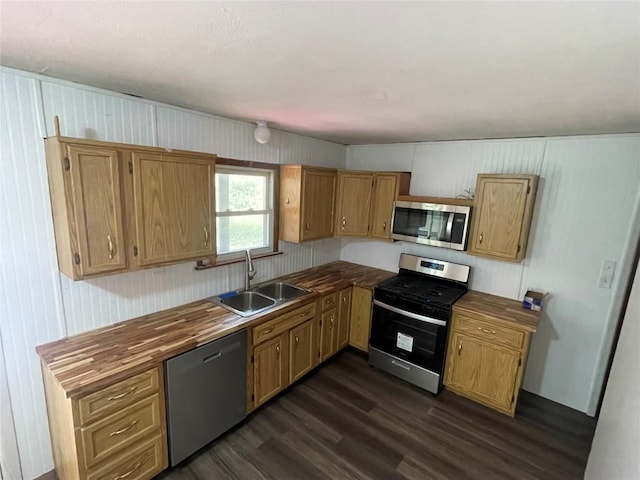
{"left": 216, "top": 214, "right": 269, "bottom": 254}
{"left": 215, "top": 172, "right": 266, "bottom": 212}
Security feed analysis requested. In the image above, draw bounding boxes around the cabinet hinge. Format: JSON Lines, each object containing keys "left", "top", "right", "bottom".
{"left": 128, "top": 161, "right": 133, "bottom": 174}
{"left": 73, "top": 253, "right": 80, "bottom": 265}
{"left": 133, "top": 245, "right": 138, "bottom": 257}
{"left": 518, "top": 358, "right": 522, "bottom": 367}
{"left": 517, "top": 244, "right": 521, "bottom": 253}
{"left": 527, "top": 185, "right": 531, "bottom": 194}
{"left": 511, "top": 394, "right": 515, "bottom": 404}
{"left": 63, "top": 157, "right": 70, "bottom": 171}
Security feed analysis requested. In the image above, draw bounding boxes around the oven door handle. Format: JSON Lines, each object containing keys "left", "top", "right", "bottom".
{"left": 373, "top": 300, "right": 447, "bottom": 326}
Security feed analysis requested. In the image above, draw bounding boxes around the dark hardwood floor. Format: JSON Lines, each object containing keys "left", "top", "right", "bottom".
{"left": 160, "top": 351, "right": 596, "bottom": 480}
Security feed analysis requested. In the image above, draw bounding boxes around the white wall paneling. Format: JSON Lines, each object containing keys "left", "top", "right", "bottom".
{"left": 0, "top": 66, "right": 345, "bottom": 479}
{"left": 345, "top": 135, "right": 640, "bottom": 415}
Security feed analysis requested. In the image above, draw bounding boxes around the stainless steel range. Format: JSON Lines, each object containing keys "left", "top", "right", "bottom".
{"left": 369, "top": 253, "right": 470, "bottom": 394}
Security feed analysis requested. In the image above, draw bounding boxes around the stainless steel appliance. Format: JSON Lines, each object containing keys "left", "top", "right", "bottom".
{"left": 165, "top": 329, "right": 247, "bottom": 466}
{"left": 391, "top": 200, "right": 471, "bottom": 250}
{"left": 369, "top": 254, "right": 470, "bottom": 394}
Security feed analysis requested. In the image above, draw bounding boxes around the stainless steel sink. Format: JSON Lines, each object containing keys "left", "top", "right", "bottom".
{"left": 207, "top": 281, "right": 310, "bottom": 317}
{"left": 253, "top": 282, "right": 308, "bottom": 302}
{"left": 208, "top": 291, "right": 276, "bottom": 317}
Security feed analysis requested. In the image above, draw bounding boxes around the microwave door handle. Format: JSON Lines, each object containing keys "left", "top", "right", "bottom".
{"left": 445, "top": 213, "right": 454, "bottom": 242}
{"left": 373, "top": 300, "right": 447, "bottom": 326}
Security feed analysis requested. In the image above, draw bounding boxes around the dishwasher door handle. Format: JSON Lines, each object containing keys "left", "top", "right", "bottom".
{"left": 201, "top": 341, "right": 241, "bottom": 364}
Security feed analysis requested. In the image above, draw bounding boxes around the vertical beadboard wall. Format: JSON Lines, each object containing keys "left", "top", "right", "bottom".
{"left": 0, "top": 67, "right": 345, "bottom": 479}
{"left": 345, "top": 136, "right": 640, "bottom": 414}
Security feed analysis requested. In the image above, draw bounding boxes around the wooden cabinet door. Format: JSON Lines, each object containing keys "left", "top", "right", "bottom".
{"left": 301, "top": 168, "right": 336, "bottom": 241}
{"left": 446, "top": 333, "right": 520, "bottom": 412}
{"left": 289, "top": 319, "right": 316, "bottom": 383}
{"left": 67, "top": 145, "right": 127, "bottom": 276}
{"left": 131, "top": 152, "right": 215, "bottom": 265}
{"left": 369, "top": 174, "right": 398, "bottom": 239}
{"left": 320, "top": 309, "right": 337, "bottom": 362}
{"left": 337, "top": 287, "right": 352, "bottom": 350}
{"left": 335, "top": 172, "right": 372, "bottom": 237}
{"left": 349, "top": 287, "right": 372, "bottom": 351}
{"left": 469, "top": 175, "right": 537, "bottom": 261}
{"left": 254, "top": 333, "right": 288, "bottom": 407}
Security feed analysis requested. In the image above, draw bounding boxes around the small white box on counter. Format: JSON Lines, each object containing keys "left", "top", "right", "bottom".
{"left": 522, "top": 290, "right": 544, "bottom": 311}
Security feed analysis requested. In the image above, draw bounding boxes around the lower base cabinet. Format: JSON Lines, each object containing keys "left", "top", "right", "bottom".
{"left": 41, "top": 366, "right": 167, "bottom": 480}
{"left": 349, "top": 286, "right": 373, "bottom": 351}
{"left": 444, "top": 308, "right": 533, "bottom": 417}
{"left": 290, "top": 319, "right": 317, "bottom": 383}
{"left": 253, "top": 333, "right": 289, "bottom": 406}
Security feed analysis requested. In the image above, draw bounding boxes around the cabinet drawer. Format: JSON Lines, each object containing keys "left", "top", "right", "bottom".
{"left": 253, "top": 302, "right": 316, "bottom": 345}
{"left": 81, "top": 394, "right": 163, "bottom": 468}
{"left": 454, "top": 313, "right": 524, "bottom": 350}
{"left": 86, "top": 433, "right": 165, "bottom": 480}
{"left": 77, "top": 368, "right": 160, "bottom": 425}
{"left": 321, "top": 292, "right": 337, "bottom": 312}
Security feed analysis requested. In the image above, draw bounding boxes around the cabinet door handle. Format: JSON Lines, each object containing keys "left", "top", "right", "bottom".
{"left": 295, "top": 335, "right": 299, "bottom": 348}
{"left": 477, "top": 327, "right": 496, "bottom": 334}
{"left": 285, "top": 197, "right": 290, "bottom": 204}
{"left": 382, "top": 220, "right": 387, "bottom": 231}
{"left": 479, "top": 233, "right": 483, "bottom": 244}
{"left": 275, "top": 344, "right": 280, "bottom": 356}
{"left": 458, "top": 343, "right": 462, "bottom": 355}
{"left": 341, "top": 217, "right": 346, "bottom": 229}
{"left": 107, "top": 234, "right": 115, "bottom": 260}
{"left": 113, "top": 457, "right": 146, "bottom": 480}
{"left": 305, "top": 221, "right": 310, "bottom": 232}
{"left": 204, "top": 226, "right": 209, "bottom": 247}
{"left": 342, "top": 297, "right": 346, "bottom": 305}
{"left": 107, "top": 386, "right": 137, "bottom": 401}
{"left": 329, "top": 315, "right": 334, "bottom": 328}
{"left": 110, "top": 420, "right": 138, "bottom": 436}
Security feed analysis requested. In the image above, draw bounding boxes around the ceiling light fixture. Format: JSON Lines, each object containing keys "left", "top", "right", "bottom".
{"left": 253, "top": 121, "right": 271, "bottom": 145}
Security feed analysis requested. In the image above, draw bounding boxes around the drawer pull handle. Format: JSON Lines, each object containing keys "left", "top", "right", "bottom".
{"left": 107, "top": 387, "right": 137, "bottom": 401}
{"left": 477, "top": 327, "right": 496, "bottom": 334}
{"left": 262, "top": 327, "right": 274, "bottom": 335}
{"left": 110, "top": 420, "right": 139, "bottom": 436}
{"left": 113, "top": 457, "right": 147, "bottom": 480}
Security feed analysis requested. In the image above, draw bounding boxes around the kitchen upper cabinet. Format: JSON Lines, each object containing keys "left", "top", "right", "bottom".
{"left": 45, "top": 139, "right": 128, "bottom": 279}
{"left": 469, "top": 174, "right": 538, "bottom": 262}
{"left": 369, "top": 174, "right": 400, "bottom": 239}
{"left": 349, "top": 286, "right": 373, "bottom": 352}
{"left": 45, "top": 129, "right": 218, "bottom": 279}
{"left": 253, "top": 333, "right": 289, "bottom": 407}
{"left": 335, "top": 171, "right": 410, "bottom": 240}
{"left": 131, "top": 152, "right": 215, "bottom": 266}
{"left": 335, "top": 172, "right": 373, "bottom": 237}
{"left": 280, "top": 165, "right": 337, "bottom": 243}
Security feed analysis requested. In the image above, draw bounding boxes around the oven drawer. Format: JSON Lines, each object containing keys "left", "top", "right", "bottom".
{"left": 453, "top": 312, "right": 524, "bottom": 349}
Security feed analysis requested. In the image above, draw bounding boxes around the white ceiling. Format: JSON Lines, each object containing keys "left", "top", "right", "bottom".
{"left": 1, "top": 1, "right": 639, "bottom": 145}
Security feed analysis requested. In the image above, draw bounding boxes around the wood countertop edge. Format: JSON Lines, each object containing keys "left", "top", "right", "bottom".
{"left": 453, "top": 291, "right": 540, "bottom": 333}
{"left": 36, "top": 261, "right": 395, "bottom": 398}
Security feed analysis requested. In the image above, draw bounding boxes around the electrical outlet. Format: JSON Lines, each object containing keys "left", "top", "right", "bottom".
{"left": 598, "top": 260, "right": 616, "bottom": 289}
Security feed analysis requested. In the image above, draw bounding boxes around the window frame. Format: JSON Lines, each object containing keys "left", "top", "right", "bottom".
{"left": 214, "top": 158, "right": 279, "bottom": 262}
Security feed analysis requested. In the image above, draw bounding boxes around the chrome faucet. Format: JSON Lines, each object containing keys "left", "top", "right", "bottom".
{"left": 245, "top": 249, "right": 256, "bottom": 291}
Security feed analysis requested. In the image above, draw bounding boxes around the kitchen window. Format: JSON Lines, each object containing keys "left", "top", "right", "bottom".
{"left": 215, "top": 164, "right": 275, "bottom": 259}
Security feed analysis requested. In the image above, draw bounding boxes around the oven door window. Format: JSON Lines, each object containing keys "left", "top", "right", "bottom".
{"left": 370, "top": 303, "right": 448, "bottom": 374}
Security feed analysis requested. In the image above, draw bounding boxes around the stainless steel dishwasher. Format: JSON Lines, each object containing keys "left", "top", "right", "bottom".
{"left": 165, "top": 329, "right": 247, "bottom": 466}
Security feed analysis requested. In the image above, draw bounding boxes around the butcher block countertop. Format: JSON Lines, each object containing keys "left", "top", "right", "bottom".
{"left": 36, "top": 261, "right": 395, "bottom": 398}
{"left": 453, "top": 290, "right": 541, "bottom": 332}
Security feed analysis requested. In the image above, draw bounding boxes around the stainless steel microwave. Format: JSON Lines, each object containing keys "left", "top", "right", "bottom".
{"left": 390, "top": 201, "right": 471, "bottom": 251}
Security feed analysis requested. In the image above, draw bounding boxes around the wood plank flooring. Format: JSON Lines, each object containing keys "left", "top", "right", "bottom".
{"left": 159, "top": 351, "right": 596, "bottom": 480}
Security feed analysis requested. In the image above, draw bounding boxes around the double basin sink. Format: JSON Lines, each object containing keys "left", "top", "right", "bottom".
{"left": 207, "top": 281, "right": 310, "bottom": 317}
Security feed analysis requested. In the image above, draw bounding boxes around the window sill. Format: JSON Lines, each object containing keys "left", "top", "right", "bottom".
{"left": 194, "top": 251, "right": 284, "bottom": 271}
